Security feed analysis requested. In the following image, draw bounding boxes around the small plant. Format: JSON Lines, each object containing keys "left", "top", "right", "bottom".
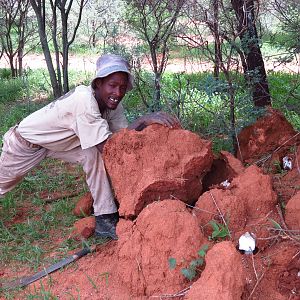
{"left": 0, "top": 68, "right": 12, "bottom": 79}
{"left": 168, "top": 244, "right": 209, "bottom": 281}
{"left": 168, "top": 257, "right": 177, "bottom": 270}
{"left": 268, "top": 218, "right": 282, "bottom": 230}
{"left": 273, "top": 160, "right": 285, "bottom": 174}
{"left": 26, "top": 281, "right": 58, "bottom": 299}
{"left": 209, "top": 220, "right": 230, "bottom": 240}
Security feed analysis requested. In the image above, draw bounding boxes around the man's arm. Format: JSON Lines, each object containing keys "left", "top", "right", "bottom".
{"left": 128, "top": 111, "right": 181, "bottom": 131}
{"left": 96, "top": 112, "right": 180, "bottom": 152}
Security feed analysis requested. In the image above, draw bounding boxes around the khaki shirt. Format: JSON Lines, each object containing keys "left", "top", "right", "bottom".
{"left": 18, "top": 85, "right": 128, "bottom": 151}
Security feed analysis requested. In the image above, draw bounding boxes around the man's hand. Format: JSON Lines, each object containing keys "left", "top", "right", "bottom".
{"left": 128, "top": 111, "right": 181, "bottom": 131}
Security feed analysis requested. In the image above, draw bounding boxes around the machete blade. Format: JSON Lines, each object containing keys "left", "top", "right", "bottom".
{"left": 1, "top": 246, "right": 93, "bottom": 290}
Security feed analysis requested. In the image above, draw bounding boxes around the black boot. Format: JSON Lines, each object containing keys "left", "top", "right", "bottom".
{"left": 95, "top": 212, "right": 119, "bottom": 240}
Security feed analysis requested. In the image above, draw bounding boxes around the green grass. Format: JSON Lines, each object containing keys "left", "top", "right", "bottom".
{"left": 0, "top": 160, "right": 86, "bottom": 270}
{"left": 0, "top": 79, "right": 89, "bottom": 297}
{"left": 0, "top": 77, "right": 25, "bottom": 104}
{"left": 268, "top": 72, "right": 300, "bottom": 129}
{"left": 0, "top": 148, "right": 87, "bottom": 299}
{"left": 124, "top": 69, "right": 299, "bottom": 153}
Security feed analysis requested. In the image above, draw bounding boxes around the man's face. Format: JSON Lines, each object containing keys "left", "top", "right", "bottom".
{"left": 95, "top": 72, "right": 128, "bottom": 110}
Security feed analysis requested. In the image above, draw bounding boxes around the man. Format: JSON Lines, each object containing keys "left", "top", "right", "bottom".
{"left": 0, "top": 54, "right": 179, "bottom": 240}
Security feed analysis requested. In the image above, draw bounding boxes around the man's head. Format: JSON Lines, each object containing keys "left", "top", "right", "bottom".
{"left": 92, "top": 54, "right": 133, "bottom": 111}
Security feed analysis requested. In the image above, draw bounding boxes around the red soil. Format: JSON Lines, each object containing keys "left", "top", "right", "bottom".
{"left": 1, "top": 109, "right": 300, "bottom": 300}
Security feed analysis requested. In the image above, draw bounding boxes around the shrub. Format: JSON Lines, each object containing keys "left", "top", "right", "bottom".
{"left": 0, "top": 78, "right": 24, "bottom": 104}
{"left": 0, "top": 68, "right": 12, "bottom": 79}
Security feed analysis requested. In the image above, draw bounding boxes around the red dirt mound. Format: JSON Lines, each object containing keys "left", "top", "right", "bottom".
{"left": 237, "top": 108, "right": 299, "bottom": 164}
{"left": 185, "top": 241, "right": 245, "bottom": 300}
{"left": 272, "top": 144, "right": 300, "bottom": 205}
{"left": 103, "top": 124, "right": 213, "bottom": 218}
{"left": 23, "top": 199, "right": 209, "bottom": 299}
{"left": 73, "top": 192, "right": 93, "bottom": 217}
{"left": 3, "top": 116, "right": 300, "bottom": 300}
{"left": 194, "top": 165, "right": 278, "bottom": 249}
{"left": 116, "top": 199, "right": 208, "bottom": 297}
{"left": 242, "top": 241, "right": 300, "bottom": 300}
{"left": 202, "top": 150, "right": 245, "bottom": 191}
{"left": 285, "top": 191, "right": 300, "bottom": 230}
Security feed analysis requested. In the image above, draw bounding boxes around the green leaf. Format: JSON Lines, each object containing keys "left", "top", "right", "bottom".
{"left": 168, "top": 257, "right": 177, "bottom": 270}
{"left": 209, "top": 220, "right": 220, "bottom": 231}
{"left": 211, "top": 229, "right": 220, "bottom": 239}
{"left": 209, "top": 220, "right": 229, "bottom": 240}
{"left": 190, "top": 258, "right": 203, "bottom": 268}
{"left": 268, "top": 218, "right": 282, "bottom": 229}
{"left": 198, "top": 244, "right": 209, "bottom": 257}
{"left": 218, "top": 228, "right": 229, "bottom": 237}
{"left": 181, "top": 268, "right": 196, "bottom": 281}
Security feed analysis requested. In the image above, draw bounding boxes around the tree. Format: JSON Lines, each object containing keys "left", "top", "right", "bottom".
{"left": 80, "top": 0, "right": 125, "bottom": 50}
{"left": 270, "top": 0, "right": 300, "bottom": 59}
{"left": 231, "top": 0, "right": 271, "bottom": 107}
{"left": 177, "top": 0, "right": 244, "bottom": 150}
{"left": 125, "top": 0, "right": 186, "bottom": 110}
{"left": 180, "top": 0, "right": 271, "bottom": 108}
{"left": 29, "top": 0, "right": 87, "bottom": 97}
{"left": 0, "top": 0, "right": 36, "bottom": 77}
{"left": 174, "top": 0, "right": 272, "bottom": 151}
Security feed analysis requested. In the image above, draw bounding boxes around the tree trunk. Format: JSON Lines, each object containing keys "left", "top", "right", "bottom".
{"left": 30, "top": 0, "right": 61, "bottom": 98}
{"left": 231, "top": 0, "right": 271, "bottom": 107}
{"left": 154, "top": 72, "right": 161, "bottom": 111}
{"left": 50, "top": 0, "right": 63, "bottom": 96}
{"left": 212, "top": 0, "right": 221, "bottom": 78}
{"left": 150, "top": 46, "right": 161, "bottom": 110}
{"left": 18, "top": 48, "right": 23, "bottom": 77}
{"left": 61, "top": 10, "right": 69, "bottom": 93}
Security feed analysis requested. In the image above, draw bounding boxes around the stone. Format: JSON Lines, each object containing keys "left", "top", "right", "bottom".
{"left": 73, "top": 192, "right": 93, "bottom": 217}
{"left": 71, "top": 216, "right": 95, "bottom": 240}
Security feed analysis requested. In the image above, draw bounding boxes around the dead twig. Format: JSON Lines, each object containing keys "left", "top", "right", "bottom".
{"left": 246, "top": 210, "right": 273, "bottom": 226}
{"left": 209, "top": 191, "right": 231, "bottom": 239}
{"left": 235, "top": 127, "right": 243, "bottom": 162}
{"left": 150, "top": 286, "right": 191, "bottom": 298}
{"left": 291, "top": 250, "right": 300, "bottom": 260}
{"left": 253, "top": 132, "right": 300, "bottom": 167}
{"left": 295, "top": 145, "right": 300, "bottom": 175}
{"left": 276, "top": 204, "right": 289, "bottom": 231}
{"left": 170, "top": 195, "right": 219, "bottom": 217}
{"left": 247, "top": 271, "right": 266, "bottom": 300}
{"left": 185, "top": 203, "right": 218, "bottom": 216}
{"left": 41, "top": 190, "right": 82, "bottom": 202}
{"left": 251, "top": 253, "right": 259, "bottom": 280}
{"left": 136, "top": 258, "right": 142, "bottom": 272}
{"left": 268, "top": 206, "right": 300, "bottom": 244}
{"left": 256, "top": 235, "right": 281, "bottom": 240}
{"left": 268, "top": 228, "right": 300, "bottom": 235}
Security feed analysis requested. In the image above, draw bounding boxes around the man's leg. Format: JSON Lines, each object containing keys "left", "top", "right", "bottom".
{"left": 0, "top": 127, "right": 47, "bottom": 197}
{"left": 47, "top": 146, "right": 118, "bottom": 239}
{"left": 47, "top": 146, "right": 117, "bottom": 215}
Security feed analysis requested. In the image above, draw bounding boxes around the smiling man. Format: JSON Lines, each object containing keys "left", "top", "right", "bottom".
{"left": 0, "top": 54, "right": 179, "bottom": 240}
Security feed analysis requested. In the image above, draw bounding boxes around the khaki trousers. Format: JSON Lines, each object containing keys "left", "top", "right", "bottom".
{"left": 0, "top": 126, "right": 117, "bottom": 216}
